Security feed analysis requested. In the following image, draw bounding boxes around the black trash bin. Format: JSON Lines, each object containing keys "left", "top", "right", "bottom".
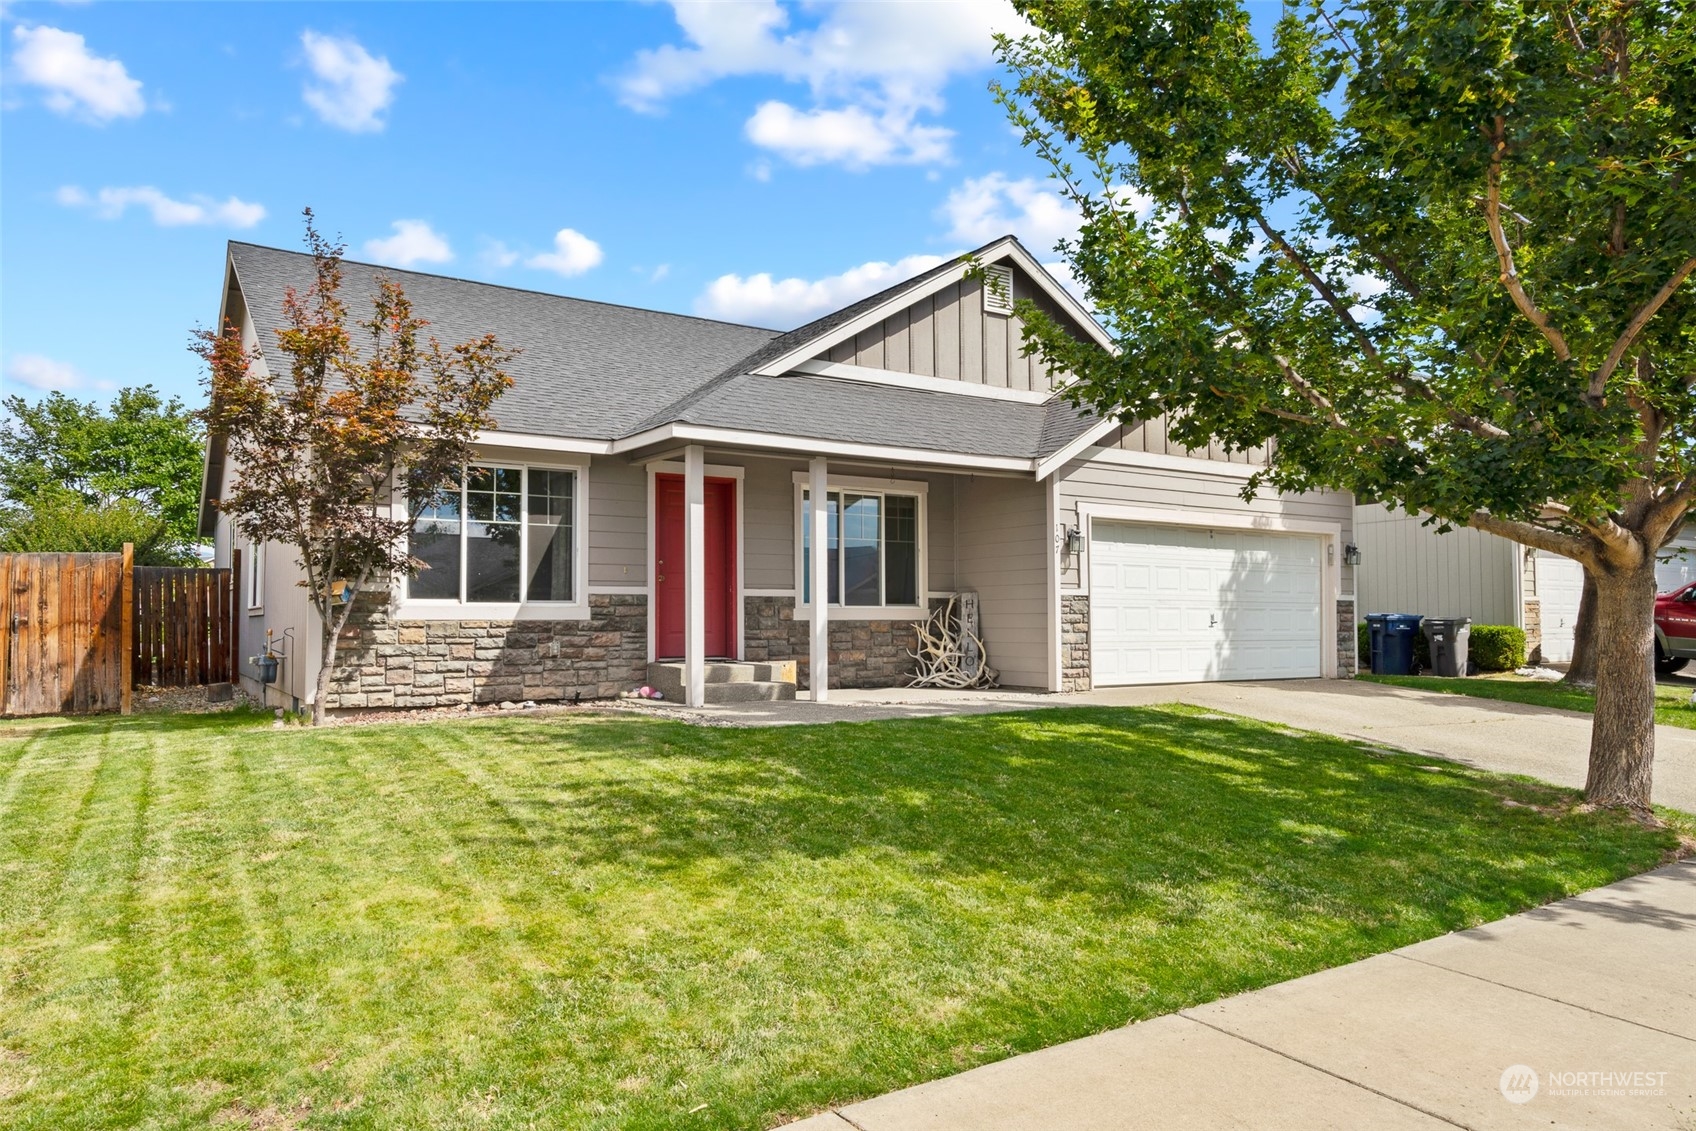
{"left": 1366, "top": 613, "right": 1423, "bottom": 675}
{"left": 1422, "top": 617, "right": 1473, "bottom": 677}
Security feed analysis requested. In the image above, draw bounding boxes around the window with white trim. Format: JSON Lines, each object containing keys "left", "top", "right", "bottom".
{"left": 801, "top": 487, "right": 920, "bottom": 607}
{"left": 407, "top": 464, "right": 577, "bottom": 604}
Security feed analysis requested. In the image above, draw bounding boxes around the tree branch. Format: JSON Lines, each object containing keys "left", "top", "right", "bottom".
{"left": 1589, "top": 255, "right": 1696, "bottom": 401}
{"left": 1273, "top": 354, "right": 1347, "bottom": 429}
{"left": 1468, "top": 511, "right": 1591, "bottom": 561}
{"left": 1253, "top": 213, "right": 1378, "bottom": 360}
{"left": 1482, "top": 117, "right": 1574, "bottom": 364}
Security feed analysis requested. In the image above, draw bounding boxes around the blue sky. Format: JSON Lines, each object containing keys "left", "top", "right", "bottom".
{"left": 1, "top": 0, "right": 1117, "bottom": 409}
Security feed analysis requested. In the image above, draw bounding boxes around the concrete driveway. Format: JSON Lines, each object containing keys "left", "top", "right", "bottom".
{"left": 787, "top": 860, "right": 1696, "bottom": 1131}
{"left": 624, "top": 677, "right": 1696, "bottom": 813}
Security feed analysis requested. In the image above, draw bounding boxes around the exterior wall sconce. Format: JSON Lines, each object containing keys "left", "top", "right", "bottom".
{"left": 1343, "top": 543, "right": 1362, "bottom": 567}
{"left": 1065, "top": 526, "right": 1086, "bottom": 556}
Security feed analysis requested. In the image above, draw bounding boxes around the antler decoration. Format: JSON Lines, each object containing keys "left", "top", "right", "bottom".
{"left": 908, "top": 596, "right": 999, "bottom": 689}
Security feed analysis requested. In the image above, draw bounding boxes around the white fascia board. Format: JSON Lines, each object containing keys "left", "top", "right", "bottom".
{"left": 1069, "top": 445, "right": 1265, "bottom": 480}
{"left": 1034, "top": 417, "right": 1122, "bottom": 480}
{"left": 789, "top": 360, "right": 1052, "bottom": 405}
{"left": 472, "top": 430, "right": 613, "bottom": 455}
{"left": 611, "top": 422, "right": 1037, "bottom": 473}
{"left": 752, "top": 238, "right": 1118, "bottom": 378}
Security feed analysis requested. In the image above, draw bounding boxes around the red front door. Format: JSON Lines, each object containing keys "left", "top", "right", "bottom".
{"left": 654, "top": 474, "right": 737, "bottom": 659}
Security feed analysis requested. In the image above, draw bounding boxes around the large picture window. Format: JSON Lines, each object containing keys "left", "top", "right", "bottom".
{"left": 802, "top": 487, "right": 920, "bottom": 607}
{"left": 408, "top": 463, "right": 577, "bottom": 605}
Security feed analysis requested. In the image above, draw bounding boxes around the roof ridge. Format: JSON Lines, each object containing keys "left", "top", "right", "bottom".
{"left": 224, "top": 241, "right": 784, "bottom": 334}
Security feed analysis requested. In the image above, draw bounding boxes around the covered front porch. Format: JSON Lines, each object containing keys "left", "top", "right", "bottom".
{"left": 637, "top": 442, "right": 1049, "bottom": 707}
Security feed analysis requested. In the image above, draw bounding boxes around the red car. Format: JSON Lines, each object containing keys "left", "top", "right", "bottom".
{"left": 1656, "top": 581, "right": 1696, "bottom": 675}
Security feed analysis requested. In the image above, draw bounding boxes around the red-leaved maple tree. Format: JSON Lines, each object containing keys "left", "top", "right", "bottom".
{"left": 195, "top": 211, "right": 513, "bottom": 723}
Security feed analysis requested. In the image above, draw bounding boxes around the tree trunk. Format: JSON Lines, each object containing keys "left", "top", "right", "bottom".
{"left": 1583, "top": 556, "right": 1659, "bottom": 812}
{"left": 313, "top": 621, "right": 337, "bottom": 727}
{"left": 1562, "top": 571, "right": 1599, "bottom": 685}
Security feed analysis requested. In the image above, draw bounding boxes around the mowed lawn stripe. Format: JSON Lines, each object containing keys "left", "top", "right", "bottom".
{"left": 0, "top": 706, "right": 1685, "bottom": 1131}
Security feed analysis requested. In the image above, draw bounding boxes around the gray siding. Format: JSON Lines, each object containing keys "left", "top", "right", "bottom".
{"left": 1107, "top": 420, "right": 1269, "bottom": 467}
{"left": 1353, "top": 502, "right": 1521, "bottom": 625}
{"left": 955, "top": 476, "right": 1051, "bottom": 689}
{"left": 1057, "top": 458, "right": 1354, "bottom": 592}
{"left": 819, "top": 263, "right": 1076, "bottom": 393}
{"left": 587, "top": 456, "right": 645, "bottom": 587}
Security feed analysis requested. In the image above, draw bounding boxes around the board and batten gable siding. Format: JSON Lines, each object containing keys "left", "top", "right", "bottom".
{"left": 1057, "top": 457, "right": 1355, "bottom": 593}
{"left": 1352, "top": 502, "right": 1522, "bottom": 626}
{"left": 816, "top": 263, "right": 1077, "bottom": 394}
{"left": 739, "top": 457, "right": 958, "bottom": 594}
{"left": 955, "top": 475, "right": 1051, "bottom": 688}
{"left": 1106, "top": 421, "right": 1270, "bottom": 467}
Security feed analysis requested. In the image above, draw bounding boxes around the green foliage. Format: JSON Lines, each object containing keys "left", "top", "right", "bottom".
{"left": 0, "top": 385, "right": 205, "bottom": 561}
{"left": 0, "top": 492, "right": 189, "bottom": 564}
{"left": 1469, "top": 625, "right": 1528, "bottom": 671}
{"left": 0, "top": 707, "right": 1680, "bottom": 1128}
{"left": 994, "top": 0, "right": 1693, "bottom": 547}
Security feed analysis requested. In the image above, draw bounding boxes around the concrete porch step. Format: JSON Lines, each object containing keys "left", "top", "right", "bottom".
{"left": 646, "top": 661, "right": 797, "bottom": 703}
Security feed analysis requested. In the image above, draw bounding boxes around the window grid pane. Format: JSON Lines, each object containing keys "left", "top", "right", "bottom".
{"left": 803, "top": 488, "right": 918, "bottom": 607}
{"left": 526, "top": 468, "right": 575, "bottom": 602}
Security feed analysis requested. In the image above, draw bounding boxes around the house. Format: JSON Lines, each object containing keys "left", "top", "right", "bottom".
{"left": 1354, "top": 502, "right": 1695, "bottom": 664}
{"left": 199, "top": 236, "right": 1359, "bottom": 711}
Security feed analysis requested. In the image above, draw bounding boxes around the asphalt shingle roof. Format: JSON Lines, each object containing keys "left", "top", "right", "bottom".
{"left": 225, "top": 238, "right": 1104, "bottom": 463}
{"left": 229, "top": 243, "right": 779, "bottom": 441}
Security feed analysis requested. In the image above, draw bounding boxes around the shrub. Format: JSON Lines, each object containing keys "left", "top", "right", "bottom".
{"left": 1468, "top": 625, "right": 1527, "bottom": 672}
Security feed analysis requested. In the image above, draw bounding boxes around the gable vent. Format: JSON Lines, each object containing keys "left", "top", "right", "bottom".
{"left": 982, "top": 264, "right": 1014, "bottom": 316}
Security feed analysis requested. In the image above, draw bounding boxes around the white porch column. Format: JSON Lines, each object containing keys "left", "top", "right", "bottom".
{"left": 684, "top": 444, "right": 706, "bottom": 708}
{"left": 809, "top": 456, "right": 830, "bottom": 702}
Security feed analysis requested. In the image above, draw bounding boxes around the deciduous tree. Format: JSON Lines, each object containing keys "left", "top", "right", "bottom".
{"left": 196, "top": 211, "right": 513, "bottom": 724}
{"left": 995, "top": 0, "right": 1694, "bottom": 811}
{"left": 0, "top": 385, "right": 205, "bottom": 563}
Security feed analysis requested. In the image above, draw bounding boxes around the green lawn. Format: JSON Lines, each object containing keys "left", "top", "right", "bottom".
{"left": 1, "top": 706, "right": 1686, "bottom": 1130}
{"left": 1361, "top": 673, "right": 1696, "bottom": 729}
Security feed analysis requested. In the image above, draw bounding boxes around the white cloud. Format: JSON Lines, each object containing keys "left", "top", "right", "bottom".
{"left": 56, "top": 184, "right": 265, "bottom": 228}
{"left": 480, "top": 240, "right": 521, "bottom": 270}
{"left": 300, "top": 30, "right": 401, "bottom": 133}
{"left": 525, "top": 229, "right": 603, "bottom": 277}
{"left": 746, "top": 101, "right": 951, "bottom": 169}
{"left": 696, "top": 253, "right": 947, "bottom": 327}
{"left": 941, "top": 173, "right": 1082, "bottom": 251}
{"left": 5, "top": 353, "right": 84, "bottom": 392}
{"left": 621, "top": 1, "right": 1026, "bottom": 168}
{"left": 9, "top": 24, "right": 144, "bottom": 122}
{"left": 363, "top": 220, "right": 452, "bottom": 267}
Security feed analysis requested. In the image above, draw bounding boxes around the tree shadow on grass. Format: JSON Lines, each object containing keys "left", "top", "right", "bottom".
{"left": 380, "top": 705, "right": 1681, "bottom": 942}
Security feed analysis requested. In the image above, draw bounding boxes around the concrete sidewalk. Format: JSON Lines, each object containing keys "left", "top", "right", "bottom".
{"left": 617, "top": 677, "right": 1696, "bottom": 812}
{"left": 786, "top": 860, "right": 1696, "bottom": 1130}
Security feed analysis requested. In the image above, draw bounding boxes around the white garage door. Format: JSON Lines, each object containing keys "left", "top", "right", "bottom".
{"left": 1536, "top": 550, "right": 1585, "bottom": 663}
{"left": 1090, "top": 522, "right": 1324, "bottom": 686}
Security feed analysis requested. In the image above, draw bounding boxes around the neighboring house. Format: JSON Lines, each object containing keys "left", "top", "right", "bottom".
{"left": 200, "top": 236, "right": 1358, "bottom": 711}
{"left": 1355, "top": 503, "right": 1695, "bottom": 664}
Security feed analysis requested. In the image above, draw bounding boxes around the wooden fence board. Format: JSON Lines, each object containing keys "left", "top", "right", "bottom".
{"left": 131, "top": 566, "right": 234, "bottom": 689}
{"left": 1, "top": 551, "right": 126, "bottom": 716}
{"left": 0, "top": 553, "right": 234, "bottom": 715}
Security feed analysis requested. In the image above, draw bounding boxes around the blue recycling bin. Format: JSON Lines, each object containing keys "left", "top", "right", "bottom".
{"left": 1366, "top": 613, "right": 1423, "bottom": 675}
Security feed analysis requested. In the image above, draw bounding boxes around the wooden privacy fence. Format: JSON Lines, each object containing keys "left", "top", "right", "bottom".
{"left": 1, "top": 549, "right": 130, "bottom": 717}
{"left": 1, "top": 546, "right": 240, "bottom": 717}
{"left": 132, "top": 565, "right": 238, "bottom": 688}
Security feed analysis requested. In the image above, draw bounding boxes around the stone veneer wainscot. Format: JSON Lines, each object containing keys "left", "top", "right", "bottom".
{"left": 323, "top": 593, "right": 647, "bottom": 710}
{"left": 743, "top": 595, "right": 941, "bottom": 690}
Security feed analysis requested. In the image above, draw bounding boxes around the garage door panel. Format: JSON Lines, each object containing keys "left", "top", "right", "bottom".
{"left": 1091, "top": 521, "right": 1324, "bottom": 686}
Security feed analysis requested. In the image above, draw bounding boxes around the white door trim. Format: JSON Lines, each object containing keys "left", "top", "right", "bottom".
{"left": 647, "top": 460, "right": 745, "bottom": 665}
